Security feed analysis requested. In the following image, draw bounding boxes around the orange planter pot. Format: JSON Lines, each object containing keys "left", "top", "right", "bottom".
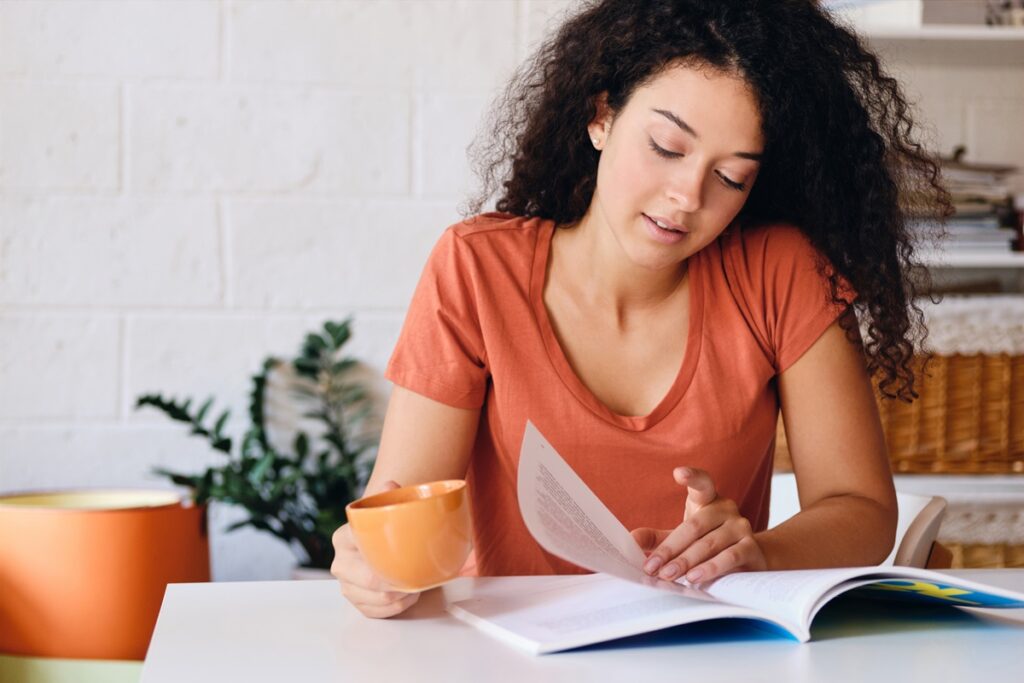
{"left": 0, "top": 489, "right": 210, "bottom": 660}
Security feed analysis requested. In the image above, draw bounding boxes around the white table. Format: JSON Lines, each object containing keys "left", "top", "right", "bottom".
{"left": 141, "top": 570, "right": 1024, "bottom": 683}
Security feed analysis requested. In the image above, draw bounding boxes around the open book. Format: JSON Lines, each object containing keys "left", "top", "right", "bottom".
{"left": 445, "top": 421, "right": 1024, "bottom": 654}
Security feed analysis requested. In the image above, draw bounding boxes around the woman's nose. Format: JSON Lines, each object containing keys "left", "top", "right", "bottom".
{"left": 665, "top": 164, "right": 705, "bottom": 213}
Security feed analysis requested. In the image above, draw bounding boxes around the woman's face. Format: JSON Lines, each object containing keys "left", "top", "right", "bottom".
{"left": 587, "top": 62, "right": 764, "bottom": 272}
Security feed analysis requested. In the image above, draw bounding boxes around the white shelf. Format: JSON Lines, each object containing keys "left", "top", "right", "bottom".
{"left": 918, "top": 251, "right": 1024, "bottom": 268}
{"left": 893, "top": 475, "right": 1024, "bottom": 504}
{"left": 861, "top": 24, "right": 1024, "bottom": 41}
{"left": 773, "top": 473, "right": 1024, "bottom": 518}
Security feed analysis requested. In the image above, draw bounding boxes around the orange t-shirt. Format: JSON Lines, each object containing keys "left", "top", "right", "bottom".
{"left": 384, "top": 212, "right": 851, "bottom": 576}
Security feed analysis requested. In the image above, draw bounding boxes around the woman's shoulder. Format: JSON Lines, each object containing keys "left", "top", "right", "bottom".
{"left": 714, "top": 218, "right": 855, "bottom": 307}
{"left": 422, "top": 212, "right": 548, "bottom": 290}
{"left": 434, "top": 211, "right": 551, "bottom": 268}
{"left": 720, "top": 220, "right": 818, "bottom": 261}
{"left": 710, "top": 219, "right": 846, "bottom": 305}
{"left": 713, "top": 220, "right": 829, "bottom": 284}
{"left": 448, "top": 211, "right": 549, "bottom": 243}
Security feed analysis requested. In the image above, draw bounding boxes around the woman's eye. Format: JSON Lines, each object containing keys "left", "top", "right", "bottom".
{"left": 648, "top": 138, "right": 681, "bottom": 159}
{"left": 648, "top": 138, "right": 747, "bottom": 192}
{"left": 717, "top": 173, "right": 746, "bottom": 192}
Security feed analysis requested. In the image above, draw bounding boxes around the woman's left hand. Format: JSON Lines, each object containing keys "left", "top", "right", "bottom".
{"left": 631, "top": 467, "right": 767, "bottom": 585}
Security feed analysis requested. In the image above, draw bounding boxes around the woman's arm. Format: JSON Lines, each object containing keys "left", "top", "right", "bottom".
{"left": 754, "top": 310, "right": 898, "bottom": 569}
{"left": 363, "top": 385, "right": 481, "bottom": 496}
{"left": 332, "top": 385, "right": 480, "bottom": 618}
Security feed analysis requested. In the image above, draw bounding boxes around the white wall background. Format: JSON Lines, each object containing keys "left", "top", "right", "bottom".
{"left": 1, "top": 0, "right": 1021, "bottom": 581}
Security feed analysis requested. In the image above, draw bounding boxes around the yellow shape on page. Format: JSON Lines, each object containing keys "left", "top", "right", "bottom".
{"left": 867, "top": 580, "right": 982, "bottom": 606}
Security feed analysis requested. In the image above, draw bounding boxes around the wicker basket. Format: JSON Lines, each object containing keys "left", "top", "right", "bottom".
{"left": 937, "top": 503, "right": 1024, "bottom": 569}
{"left": 774, "top": 296, "right": 1024, "bottom": 475}
{"left": 943, "top": 542, "right": 1024, "bottom": 569}
{"left": 882, "top": 354, "right": 1024, "bottom": 474}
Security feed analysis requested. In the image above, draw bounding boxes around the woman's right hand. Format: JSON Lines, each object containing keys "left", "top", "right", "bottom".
{"left": 331, "top": 480, "right": 421, "bottom": 618}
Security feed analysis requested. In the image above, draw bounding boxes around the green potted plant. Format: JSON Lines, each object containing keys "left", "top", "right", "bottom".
{"left": 135, "top": 318, "right": 376, "bottom": 578}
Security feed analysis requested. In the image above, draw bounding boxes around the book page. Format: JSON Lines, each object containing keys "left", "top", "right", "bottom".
{"left": 516, "top": 420, "right": 650, "bottom": 582}
{"left": 704, "top": 566, "right": 1024, "bottom": 630}
{"left": 446, "top": 574, "right": 795, "bottom": 654}
{"left": 704, "top": 569, "right": 863, "bottom": 628}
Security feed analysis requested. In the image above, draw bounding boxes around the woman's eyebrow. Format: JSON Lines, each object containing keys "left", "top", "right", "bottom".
{"left": 651, "top": 108, "right": 763, "bottom": 161}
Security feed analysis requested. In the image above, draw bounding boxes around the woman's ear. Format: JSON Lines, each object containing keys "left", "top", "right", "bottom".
{"left": 588, "top": 91, "right": 612, "bottom": 146}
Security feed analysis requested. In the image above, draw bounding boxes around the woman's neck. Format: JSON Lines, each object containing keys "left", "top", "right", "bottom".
{"left": 550, "top": 213, "right": 688, "bottom": 328}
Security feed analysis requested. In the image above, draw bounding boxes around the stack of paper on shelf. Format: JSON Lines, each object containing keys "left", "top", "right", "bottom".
{"left": 907, "top": 154, "right": 1019, "bottom": 255}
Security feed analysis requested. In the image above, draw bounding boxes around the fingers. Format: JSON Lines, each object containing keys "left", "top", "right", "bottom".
{"left": 641, "top": 505, "right": 731, "bottom": 577}
{"left": 682, "top": 534, "right": 762, "bottom": 584}
{"left": 341, "top": 581, "right": 418, "bottom": 608}
{"left": 382, "top": 480, "right": 401, "bottom": 490}
{"left": 675, "top": 466, "right": 718, "bottom": 508}
{"left": 346, "top": 590, "right": 420, "bottom": 619}
{"left": 675, "top": 515, "right": 753, "bottom": 581}
{"left": 340, "top": 582, "right": 408, "bottom": 607}
{"left": 332, "top": 549, "right": 394, "bottom": 592}
{"left": 641, "top": 467, "right": 764, "bottom": 584}
{"left": 331, "top": 522, "right": 420, "bottom": 619}
{"left": 642, "top": 500, "right": 747, "bottom": 579}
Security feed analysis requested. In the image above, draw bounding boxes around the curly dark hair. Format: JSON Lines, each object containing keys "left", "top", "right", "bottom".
{"left": 461, "top": 0, "right": 952, "bottom": 402}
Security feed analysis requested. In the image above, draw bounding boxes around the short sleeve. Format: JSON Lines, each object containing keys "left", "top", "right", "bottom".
{"left": 384, "top": 227, "right": 489, "bottom": 409}
{"left": 761, "top": 226, "right": 857, "bottom": 374}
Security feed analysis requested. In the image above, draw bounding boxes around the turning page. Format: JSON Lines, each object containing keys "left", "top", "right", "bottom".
{"left": 516, "top": 420, "right": 654, "bottom": 583}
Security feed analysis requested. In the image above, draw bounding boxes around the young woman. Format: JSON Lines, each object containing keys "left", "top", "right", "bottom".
{"left": 332, "top": 0, "right": 949, "bottom": 618}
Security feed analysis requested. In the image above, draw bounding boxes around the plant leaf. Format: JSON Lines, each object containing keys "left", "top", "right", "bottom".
{"left": 247, "top": 453, "right": 274, "bottom": 487}
{"left": 214, "top": 410, "right": 230, "bottom": 436}
{"left": 195, "top": 397, "right": 214, "bottom": 424}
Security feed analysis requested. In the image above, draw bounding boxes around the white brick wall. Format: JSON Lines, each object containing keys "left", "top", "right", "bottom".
{"left": 0, "top": 314, "right": 121, "bottom": 419}
{"left": 0, "top": 1, "right": 220, "bottom": 79}
{"left": 1, "top": 1, "right": 1021, "bottom": 582}
{"left": 0, "top": 197, "right": 222, "bottom": 305}
{"left": 0, "top": 82, "right": 120, "bottom": 189}
{"left": 130, "top": 86, "right": 413, "bottom": 194}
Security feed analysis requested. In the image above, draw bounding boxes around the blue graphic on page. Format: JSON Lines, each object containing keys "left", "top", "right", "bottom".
{"left": 858, "top": 580, "right": 1024, "bottom": 607}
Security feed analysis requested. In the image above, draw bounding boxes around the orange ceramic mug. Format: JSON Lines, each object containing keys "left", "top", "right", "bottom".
{"left": 345, "top": 480, "right": 472, "bottom": 592}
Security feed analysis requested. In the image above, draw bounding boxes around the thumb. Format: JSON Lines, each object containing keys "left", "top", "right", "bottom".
{"left": 382, "top": 480, "right": 402, "bottom": 491}
{"left": 674, "top": 467, "right": 717, "bottom": 508}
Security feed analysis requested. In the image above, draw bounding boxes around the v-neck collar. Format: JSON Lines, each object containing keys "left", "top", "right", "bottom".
{"left": 529, "top": 218, "right": 704, "bottom": 432}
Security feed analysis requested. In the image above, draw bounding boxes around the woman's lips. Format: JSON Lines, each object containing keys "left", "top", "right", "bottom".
{"left": 644, "top": 213, "right": 688, "bottom": 233}
{"left": 643, "top": 213, "right": 688, "bottom": 245}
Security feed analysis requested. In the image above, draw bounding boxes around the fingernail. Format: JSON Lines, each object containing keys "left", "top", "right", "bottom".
{"left": 686, "top": 568, "right": 703, "bottom": 582}
{"left": 659, "top": 563, "right": 680, "bottom": 579}
{"left": 644, "top": 556, "right": 663, "bottom": 574}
